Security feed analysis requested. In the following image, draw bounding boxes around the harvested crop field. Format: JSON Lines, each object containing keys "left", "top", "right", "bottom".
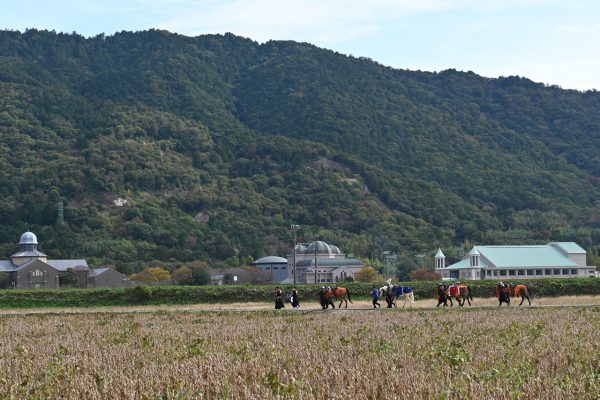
{"left": 1, "top": 305, "right": 599, "bottom": 399}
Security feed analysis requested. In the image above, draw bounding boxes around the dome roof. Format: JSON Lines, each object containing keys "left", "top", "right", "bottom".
{"left": 294, "top": 240, "right": 345, "bottom": 255}
{"left": 254, "top": 256, "right": 288, "bottom": 264}
{"left": 19, "top": 231, "right": 38, "bottom": 245}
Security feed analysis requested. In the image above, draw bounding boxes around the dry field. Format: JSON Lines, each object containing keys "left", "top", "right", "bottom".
{"left": 0, "top": 302, "right": 599, "bottom": 399}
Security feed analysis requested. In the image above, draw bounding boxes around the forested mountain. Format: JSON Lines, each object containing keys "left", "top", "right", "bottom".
{"left": 1, "top": 29, "right": 599, "bottom": 274}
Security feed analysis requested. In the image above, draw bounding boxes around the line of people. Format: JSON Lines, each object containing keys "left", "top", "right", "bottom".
{"left": 274, "top": 286, "right": 300, "bottom": 309}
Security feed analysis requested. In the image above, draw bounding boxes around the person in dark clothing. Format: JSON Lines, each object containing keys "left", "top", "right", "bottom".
{"left": 371, "top": 286, "right": 381, "bottom": 308}
{"left": 274, "top": 287, "right": 285, "bottom": 309}
{"left": 291, "top": 287, "right": 300, "bottom": 309}
{"left": 318, "top": 286, "right": 327, "bottom": 309}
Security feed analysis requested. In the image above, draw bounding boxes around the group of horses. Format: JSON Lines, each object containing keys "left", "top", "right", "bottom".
{"left": 436, "top": 282, "right": 533, "bottom": 307}
{"left": 436, "top": 283, "right": 473, "bottom": 307}
{"left": 315, "top": 281, "right": 533, "bottom": 310}
{"left": 317, "top": 284, "right": 416, "bottom": 309}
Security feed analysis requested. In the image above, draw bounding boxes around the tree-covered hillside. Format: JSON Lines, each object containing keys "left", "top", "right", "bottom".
{"left": 0, "top": 29, "right": 599, "bottom": 274}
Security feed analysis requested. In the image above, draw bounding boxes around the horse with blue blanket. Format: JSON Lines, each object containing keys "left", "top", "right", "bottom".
{"left": 380, "top": 285, "right": 415, "bottom": 308}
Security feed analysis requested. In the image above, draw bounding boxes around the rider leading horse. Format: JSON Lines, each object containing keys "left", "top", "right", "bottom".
{"left": 324, "top": 287, "right": 352, "bottom": 309}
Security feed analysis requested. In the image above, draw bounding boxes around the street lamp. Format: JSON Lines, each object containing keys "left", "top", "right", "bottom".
{"left": 290, "top": 224, "right": 300, "bottom": 284}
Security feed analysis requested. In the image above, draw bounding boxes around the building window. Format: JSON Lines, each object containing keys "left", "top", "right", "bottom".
{"left": 536, "top": 270, "right": 543, "bottom": 276}
{"left": 527, "top": 270, "right": 534, "bottom": 276}
{"left": 590, "top": 269, "right": 596, "bottom": 274}
{"left": 500, "top": 270, "right": 507, "bottom": 276}
{"left": 486, "top": 270, "right": 491, "bottom": 276}
{"left": 518, "top": 270, "right": 525, "bottom": 276}
{"left": 571, "top": 269, "right": 578, "bottom": 275}
{"left": 493, "top": 270, "right": 498, "bottom": 276}
{"left": 509, "top": 270, "right": 515, "bottom": 276}
{"left": 562, "top": 269, "right": 569, "bottom": 275}
{"left": 545, "top": 269, "right": 551, "bottom": 275}
{"left": 553, "top": 269, "right": 560, "bottom": 275}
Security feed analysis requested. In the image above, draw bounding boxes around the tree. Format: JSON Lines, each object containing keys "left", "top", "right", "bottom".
{"left": 355, "top": 267, "right": 378, "bottom": 282}
{"left": 130, "top": 267, "right": 170, "bottom": 285}
{"left": 191, "top": 267, "right": 211, "bottom": 286}
{"left": 170, "top": 266, "right": 193, "bottom": 285}
{"left": 409, "top": 269, "right": 441, "bottom": 281}
{"left": 59, "top": 268, "right": 79, "bottom": 287}
{"left": 223, "top": 273, "right": 235, "bottom": 284}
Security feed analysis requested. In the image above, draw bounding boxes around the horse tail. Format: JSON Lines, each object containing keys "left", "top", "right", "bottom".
{"left": 527, "top": 285, "right": 533, "bottom": 300}
{"left": 468, "top": 285, "right": 473, "bottom": 301}
{"left": 346, "top": 288, "right": 353, "bottom": 303}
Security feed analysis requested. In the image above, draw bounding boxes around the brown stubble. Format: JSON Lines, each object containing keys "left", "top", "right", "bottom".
{"left": 0, "top": 306, "right": 598, "bottom": 399}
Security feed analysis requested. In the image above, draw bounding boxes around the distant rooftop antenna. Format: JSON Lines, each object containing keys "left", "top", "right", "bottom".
{"left": 57, "top": 201, "right": 64, "bottom": 225}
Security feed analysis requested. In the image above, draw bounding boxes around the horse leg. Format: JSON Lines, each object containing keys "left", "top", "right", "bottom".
{"left": 519, "top": 295, "right": 525, "bottom": 306}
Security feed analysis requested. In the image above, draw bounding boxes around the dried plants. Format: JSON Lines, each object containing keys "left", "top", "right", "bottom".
{"left": 0, "top": 307, "right": 598, "bottom": 399}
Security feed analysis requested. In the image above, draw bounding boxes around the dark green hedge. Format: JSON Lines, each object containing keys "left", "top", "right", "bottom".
{"left": 0, "top": 278, "right": 598, "bottom": 308}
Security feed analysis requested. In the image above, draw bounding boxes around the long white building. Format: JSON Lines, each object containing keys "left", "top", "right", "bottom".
{"left": 435, "top": 242, "right": 597, "bottom": 281}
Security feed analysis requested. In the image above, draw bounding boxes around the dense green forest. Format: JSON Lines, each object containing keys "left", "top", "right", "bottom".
{"left": 1, "top": 29, "right": 599, "bottom": 275}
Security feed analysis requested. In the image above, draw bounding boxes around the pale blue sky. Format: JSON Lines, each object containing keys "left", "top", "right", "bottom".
{"left": 2, "top": 0, "right": 599, "bottom": 90}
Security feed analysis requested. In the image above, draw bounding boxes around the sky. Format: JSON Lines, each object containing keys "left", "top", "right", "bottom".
{"left": 2, "top": 0, "right": 600, "bottom": 91}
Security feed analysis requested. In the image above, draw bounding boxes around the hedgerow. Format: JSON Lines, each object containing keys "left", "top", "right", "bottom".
{"left": 0, "top": 278, "right": 597, "bottom": 308}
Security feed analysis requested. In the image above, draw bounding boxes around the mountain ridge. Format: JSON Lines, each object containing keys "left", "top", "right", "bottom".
{"left": 0, "top": 28, "right": 599, "bottom": 275}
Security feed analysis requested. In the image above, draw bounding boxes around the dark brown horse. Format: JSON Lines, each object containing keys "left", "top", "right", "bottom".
{"left": 508, "top": 283, "right": 532, "bottom": 306}
{"left": 328, "top": 287, "right": 352, "bottom": 309}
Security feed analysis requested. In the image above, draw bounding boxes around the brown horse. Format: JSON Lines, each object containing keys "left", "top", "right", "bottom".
{"left": 508, "top": 284, "right": 532, "bottom": 306}
{"left": 329, "top": 287, "right": 352, "bottom": 309}
{"left": 455, "top": 284, "right": 473, "bottom": 306}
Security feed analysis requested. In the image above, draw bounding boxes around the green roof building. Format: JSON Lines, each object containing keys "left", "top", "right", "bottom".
{"left": 435, "top": 242, "right": 597, "bottom": 281}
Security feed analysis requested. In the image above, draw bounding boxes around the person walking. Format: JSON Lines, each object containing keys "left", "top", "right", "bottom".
{"left": 371, "top": 285, "right": 381, "bottom": 308}
{"left": 291, "top": 287, "right": 300, "bottom": 309}
{"left": 274, "top": 287, "right": 285, "bottom": 309}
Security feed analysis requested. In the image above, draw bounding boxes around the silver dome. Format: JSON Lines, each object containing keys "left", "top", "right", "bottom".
{"left": 19, "top": 231, "right": 38, "bottom": 245}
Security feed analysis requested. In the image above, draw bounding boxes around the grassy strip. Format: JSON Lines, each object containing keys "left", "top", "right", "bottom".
{"left": 0, "top": 278, "right": 598, "bottom": 308}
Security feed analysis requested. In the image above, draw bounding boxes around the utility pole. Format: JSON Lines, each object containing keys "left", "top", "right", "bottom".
{"left": 314, "top": 235, "right": 319, "bottom": 284}
{"left": 290, "top": 224, "right": 300, "bottom": 284}
{"left": 56, "top": 201, "right": 64, "bottom": 225}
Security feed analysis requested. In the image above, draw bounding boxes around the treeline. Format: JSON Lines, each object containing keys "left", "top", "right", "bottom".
{"left": 1, "top": 29, "right": 600, "bottom": 274}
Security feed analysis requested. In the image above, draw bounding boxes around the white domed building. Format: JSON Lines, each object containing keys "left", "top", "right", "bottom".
{"left": 0, "top": 232, "right": 128, "bottom": 289}
{"left": 288, "top": 240, "right": 364, "bottom": 284}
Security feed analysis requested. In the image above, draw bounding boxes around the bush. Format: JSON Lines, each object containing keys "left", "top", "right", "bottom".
{"left": 0, "top": 278, "right": 597, "bottom": 308}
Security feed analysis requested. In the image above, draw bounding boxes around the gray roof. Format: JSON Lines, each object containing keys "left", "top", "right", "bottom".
{"left": 47, "top": 260, "right": 89, "bottom": 271}
{"left": 0, "top": 260, "right": 14, "bottom": 272}
{"left": 11, "top": 250, "right": 47, "bottom": 258}
{"left": 88, "top": 267, "right": 110, "bottom": 277}
{"left": 295, "top": 241, "right": 343, "bottom": 255}
{"left": 296, "top": 259, "right": 363, "bottom": 268}
{"left": 253, "top": 256, "right": 288, "bottom": 265}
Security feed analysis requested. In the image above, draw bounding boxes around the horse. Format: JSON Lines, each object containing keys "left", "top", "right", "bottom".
{"left": 508, "top": 283, "right": 532, "bottom": 306}
{"left": 382, "top": 285, "right": 415, "bottom": 308}
{"left": 495, "top": 283, "right": 511, "bottom": 306}
{"left": 330, "top": 286, "right": 353, "bottom": 309}
{"left": 455, "top": 284, "right": 473, "bottom": 306}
